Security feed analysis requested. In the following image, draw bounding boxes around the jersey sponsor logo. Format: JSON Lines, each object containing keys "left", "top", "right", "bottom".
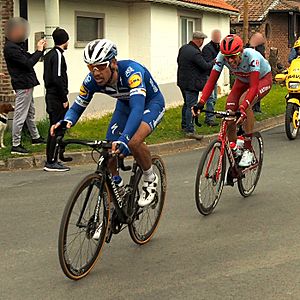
{"left": 232, "top": 71, "right": 251, "bottom": 78}
{"left": 84, "top": 74, "right": 92, "bottom": 84}
{"left": 250, "top": 59, "right": 259, "bottom": 68}
{"left": 75, "top": 97, "right": 89, "bottom": 108}
{"left": 130, "top": 88, "right": 146, "bottom": 97}
{"left": 79, "top": 85, "right": 88, "bottom": 97}
{"left": 259, "top": 85, "right": 271, "bottom": 94}
{"left": 149, "top": 78, "right": 158, "bottom": 93}
{"left": 128, "top": 73, "right": 142, "bottom": 88}
{"left": 125, "top": 66, "right": 135, "bottom": 77}
{"left": 216, "top": 61, "right": 222, "bottom": 67}
{"left": 111, "top": 123, "right": 118, "bottom": 135}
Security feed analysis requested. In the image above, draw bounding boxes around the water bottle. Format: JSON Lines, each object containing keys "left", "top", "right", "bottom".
{"left": 230, "top": 141, "right": 238, "bottom": 158}
{"left": 112, "top": 175, "right": 125, "bottom": 199}
{"left": 236, "top": 136, "right": 245, "bottom": 156}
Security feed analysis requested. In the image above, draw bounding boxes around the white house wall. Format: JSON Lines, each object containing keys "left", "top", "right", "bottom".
{"left": 202, "top": 12, "right": 230, "bottom": 95}
{"left": 12, "top": 0, "right": 231, "bottom": 120}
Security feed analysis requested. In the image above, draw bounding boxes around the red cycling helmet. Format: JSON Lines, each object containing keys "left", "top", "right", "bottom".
{"left": 220, "top": 34, "right": 243, "bottom": 56}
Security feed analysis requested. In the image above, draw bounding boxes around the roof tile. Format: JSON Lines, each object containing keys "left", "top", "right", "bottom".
{"left": 180, "top": 0, "right": 239, "bottom": 12}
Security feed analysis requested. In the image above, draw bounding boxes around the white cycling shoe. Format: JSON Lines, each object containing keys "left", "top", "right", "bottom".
{"left": 239, "top": 150, "right": 254, "bottom": 167}
{"left": 138, "top": 173, "right": 158, "bottom": 207}
{"left": 92, "top": 222, "right": 103, "bottom": 240}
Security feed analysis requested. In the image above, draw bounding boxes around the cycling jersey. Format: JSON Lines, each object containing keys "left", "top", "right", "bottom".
{"left": 213, "top": 48, "right": 271, "bottom": 83}
{"left": 64, "top": 60, "right": 165, "bottom": 141}
{"left": 200, "top": 48, "right": 272, "bottom": 111}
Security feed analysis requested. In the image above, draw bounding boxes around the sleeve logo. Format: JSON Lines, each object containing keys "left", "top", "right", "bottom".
{"left": 128, "top": 73, "right": 142, "bottom": 88}
{"left": 79, "top": 85, "right": 88, "bottom": 97}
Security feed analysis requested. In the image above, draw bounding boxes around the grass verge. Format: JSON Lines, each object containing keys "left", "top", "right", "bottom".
{"left": 0, "top": 84, "right": 287, "bottom": 160}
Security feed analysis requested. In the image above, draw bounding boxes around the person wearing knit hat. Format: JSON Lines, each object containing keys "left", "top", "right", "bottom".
{"left": 52, "top": 27, "right": 69, "bottom": 49}
{"left": 43, "top": 27, "right": 71, "bottom": 171}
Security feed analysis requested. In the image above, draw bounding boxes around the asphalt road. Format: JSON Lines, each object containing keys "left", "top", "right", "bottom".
{"left": 1, "top": 125, "right": 300, "bottom": 300}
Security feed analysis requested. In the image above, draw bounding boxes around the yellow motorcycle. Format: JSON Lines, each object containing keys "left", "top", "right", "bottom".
{"left": 275, "top": 57, "right": 300, "bottom": 140}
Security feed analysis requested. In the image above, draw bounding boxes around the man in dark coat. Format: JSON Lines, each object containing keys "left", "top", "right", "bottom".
{"left": 4, "top": 17, "right": 46, "bottom": 155}
{"left": 177, "top": 32, "right": 213, "bottom": 139}
{"left": 202, "top": 29, "right": 221, "bottom": 126}
{"left": 43, "top": 28, "right": 70, "bottom": 172}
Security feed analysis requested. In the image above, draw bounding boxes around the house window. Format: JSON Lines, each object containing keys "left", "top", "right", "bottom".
{"left": 75, "top": 12, "right": 104, "bottom": 47}
{"left": 265, "top": 23, "right": 271, "bottom": 39}
{"left": 180, "top": 17, "right": 195, "bottom": 46}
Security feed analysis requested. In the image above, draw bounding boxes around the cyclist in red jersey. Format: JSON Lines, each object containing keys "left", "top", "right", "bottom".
{"left": 193, "top": 34, "right": 272, "bottom": 167}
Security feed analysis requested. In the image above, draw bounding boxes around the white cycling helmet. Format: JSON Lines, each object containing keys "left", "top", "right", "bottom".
{"left": 83, "top": 39, "right": 117, "bottom": 65}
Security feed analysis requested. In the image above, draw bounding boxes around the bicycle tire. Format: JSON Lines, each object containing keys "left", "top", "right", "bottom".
{"left": 285, "top": 102, "right": 299, "bottom": 140}
{"left": 237, "top": 132, "right": 263, "bottom": 197}
{"left": 128, "top": 155, "right": 167, "bottom": 245}
{"left": 58, "top": 173, "right": 110, "bottom": 280}
{"left": 195, "top": 139, "right": 226, "bottom": 216}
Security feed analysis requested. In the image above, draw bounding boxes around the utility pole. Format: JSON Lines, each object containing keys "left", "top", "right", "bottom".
{"left": 243, "top": 0, "right": 249, "bottom": 43}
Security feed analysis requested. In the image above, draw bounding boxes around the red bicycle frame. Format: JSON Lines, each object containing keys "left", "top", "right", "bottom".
{"left": 204, "top": 116, "right": 260, "bottom": 182}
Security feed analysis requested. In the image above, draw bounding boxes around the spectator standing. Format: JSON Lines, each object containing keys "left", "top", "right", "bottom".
{"left": 43, "top": 28, "right": 70, "bottom": 172}
{"left": 4, "top": 17, "right": 46, "bottom": 155}
{"left": 288, "top": 38, "right": 300, "bottom": 64}
{"left": 248, "top": 32, "right": 266, "bottom": 113}
{"left": 177, "top": 31, "right": 213, "bottom": 139}
{"left": 202, "top": 29, "right": 221, "bottom": 126}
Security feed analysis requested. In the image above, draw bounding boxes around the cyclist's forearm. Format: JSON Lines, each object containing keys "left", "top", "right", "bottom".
{"left": 122, "top": 95, "right": 145, "bottom": 139}
{"left": 64, "top": 101, "right": 86, "bottom": 125}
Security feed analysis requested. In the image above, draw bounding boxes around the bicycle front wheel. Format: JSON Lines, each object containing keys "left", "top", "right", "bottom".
{"left": 237, "top": 132, "right": 263, "bottom": 197}
{"left": 58, "top": 173, "right": 110, "bottom": 280}
{"left": 195, "top": 139, "right": 226, "bottom": 216}
{"left": 285, "top": 102, "right": 299, "bottom": 140}
{"left": 128, "top": 155, "right": 167, "bottom": 245}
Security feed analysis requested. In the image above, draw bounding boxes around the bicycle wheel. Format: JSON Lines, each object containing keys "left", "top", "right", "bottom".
{"left": 285, "top": 102, "right": 299, "bottom": 140}
{"left": 58, "top": 173, "right": 110, "bottom": 280}
{"left": 238, "top": 132, "right": 263, "bottom": 197}
{"left": 128, "top": 155, "right": 167, "bottom": 245}
{"left": 195, "top": 139, "right": 226, "bottom": 216}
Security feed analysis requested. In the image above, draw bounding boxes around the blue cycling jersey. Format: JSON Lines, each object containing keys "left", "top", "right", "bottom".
{"left": 64, "top": 60, "right": 164, "bottom": 142}
{"left": 213, "top": 48, "right": 271, "bottom": 83}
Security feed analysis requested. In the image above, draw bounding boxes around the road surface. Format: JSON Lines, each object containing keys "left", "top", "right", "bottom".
{"left": 1, "top": 125, "right": 300, "bottom": 299}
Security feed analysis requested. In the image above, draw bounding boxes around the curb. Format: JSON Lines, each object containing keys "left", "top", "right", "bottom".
{"left": 0, "top": 114, "right": 284, "bottom": 171}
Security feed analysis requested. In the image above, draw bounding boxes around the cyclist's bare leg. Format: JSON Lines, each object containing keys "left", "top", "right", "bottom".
{"left": 244, "top": 107, "right": 255, "bottom": 133}
{"left": 108, "top": 157, "right": 118, "bottom": 176}
{"left": 227, "top": 120, "right": 237, "bottom": 142}
{"left": 128, "top": 122, "right": 152, "bottom": 171}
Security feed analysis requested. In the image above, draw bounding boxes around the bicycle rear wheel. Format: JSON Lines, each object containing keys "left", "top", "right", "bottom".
{"left": 195, "top": 139, "right": 226, "bottom": 216}
{"left": 58, "top": 173, "right": 110, "bottom": 280}
{"left": 128, "top": 155, "right": 167, "bottom": 245}
{"left": 238, "top": 132, "right": 263, "bottom": 197}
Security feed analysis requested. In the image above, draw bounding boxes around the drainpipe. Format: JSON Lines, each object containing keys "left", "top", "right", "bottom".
{"left": 44, "top": 0, "right": 59, "bottom": 48}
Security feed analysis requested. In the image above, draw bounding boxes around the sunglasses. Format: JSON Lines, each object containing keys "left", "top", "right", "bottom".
{"left": 87, "top": 61, "right": 110, "bottom": 72}
{"left": 223, "top": 52, "right": 241, "bottom": 60}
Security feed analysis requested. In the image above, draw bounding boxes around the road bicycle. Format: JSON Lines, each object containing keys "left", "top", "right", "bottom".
{"left": 194, "top": 109, "right": 263, "bottom": 216}
{"left": 57, "top": 137, "right": 167, "bottom": 280}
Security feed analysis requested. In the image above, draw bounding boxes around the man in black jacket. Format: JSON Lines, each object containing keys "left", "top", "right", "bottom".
{"left": 4, "top": 17, "right": 46, "bottom": 155}
{"left": 177, "top": 31, "right": 213, "bottom": 139}
{"left": 202, "top": 29, "right": 221, "bottom": 126}
{"left": 43, "top": 28, "right": 70, "bottom": 172}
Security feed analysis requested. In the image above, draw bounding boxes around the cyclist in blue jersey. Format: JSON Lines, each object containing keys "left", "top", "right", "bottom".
{"left": 193, "top": 34, "right": 272, "bottom": 167}
{"left": 51, "top": 39, "right": 165, "bottom": 207}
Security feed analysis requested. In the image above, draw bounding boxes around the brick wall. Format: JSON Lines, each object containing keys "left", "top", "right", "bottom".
{"left": 0, "top": 0, "right": 14, "bottom": 102}
{"left": 231, "top": 13, "right": 290, "bottom": 68}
